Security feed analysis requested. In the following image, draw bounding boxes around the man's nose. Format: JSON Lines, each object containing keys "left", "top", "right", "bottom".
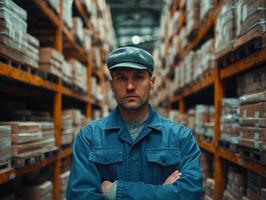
{"left": 126, "top": 80, "right": 135, "bottom": 90}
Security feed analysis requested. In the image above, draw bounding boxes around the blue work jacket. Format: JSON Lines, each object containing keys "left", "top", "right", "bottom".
{"left": 67, "top": 106, "right": 202, "bottom": 200}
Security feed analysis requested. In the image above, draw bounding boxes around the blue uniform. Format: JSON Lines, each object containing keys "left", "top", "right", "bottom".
{"left": 67, "top": 106, "right": 202, "bottom": 200}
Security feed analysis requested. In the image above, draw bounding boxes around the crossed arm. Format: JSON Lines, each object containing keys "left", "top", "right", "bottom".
{"left": 101, "top": 170, "right": 182, "bottom": 198}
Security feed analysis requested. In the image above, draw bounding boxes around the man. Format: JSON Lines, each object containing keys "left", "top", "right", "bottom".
{"left": 67, "top": 47, "right": 202, "bottom": 200}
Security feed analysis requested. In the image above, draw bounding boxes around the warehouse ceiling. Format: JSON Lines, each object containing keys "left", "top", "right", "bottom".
{"left": 106, "top": 0, "right": 165, "bottom": 52}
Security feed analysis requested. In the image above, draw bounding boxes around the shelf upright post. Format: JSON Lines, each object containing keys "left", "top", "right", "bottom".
{"left": 213, "top": 65, "right": 224, "bottom": 200}
{"left": 179, "top": 97, "right": 185, "bottom": 113}
{"left": 53, "top": 0, "right": 63, "bottom": 199}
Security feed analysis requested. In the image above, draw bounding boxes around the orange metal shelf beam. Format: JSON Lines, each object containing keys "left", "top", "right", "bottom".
{"left": 74, "top": 0, "right": 88, "bottom": 22}
{"left": 218, "top": 148, "right": 266, "bottom": 178}
{"left": 220, "top": 47, "right": 266, "bottom": 79}
{"left": 60, "top": 147, "right": 72, "bottom": 159}
{"left": 180, "top": 9, "right": 216, "bottom": 61}
{"left": 197, "top": 138, "right": 215, "bottom": 153}
{"left": 171, "top": 68, "right": 215, "bottom": 103}
{"left": 0, "top": 156, "right": 56, "bottom": 184}
{"left": 62, "top": 26, "right": 88, "bottom": 62}
{"left": 0, "top": 147, "right": 73, "bottom": 185}
{"left": 62, "top": 86, "right": 89, "bottom": 103}
{"left": 33, "top": 0, "right": 60, "bottom": 27}
{"left": 0, "top": 64, "right": 57, "bottom": 91}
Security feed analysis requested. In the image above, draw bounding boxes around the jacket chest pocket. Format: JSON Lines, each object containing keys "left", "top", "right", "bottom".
{"left": 89, "top": 148, "right": 123, "bottom": 182}
{"left": 147, "top": 148, "right": 181, "bottom": 184}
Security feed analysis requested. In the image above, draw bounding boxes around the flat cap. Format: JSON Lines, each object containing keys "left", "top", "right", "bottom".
{"left": 107, "top": 46, "right": 154, "bottom": 74}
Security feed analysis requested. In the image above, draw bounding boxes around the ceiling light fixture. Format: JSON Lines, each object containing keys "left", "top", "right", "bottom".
{"left": 131, "top": 35, "right": 141, "bottom": 44}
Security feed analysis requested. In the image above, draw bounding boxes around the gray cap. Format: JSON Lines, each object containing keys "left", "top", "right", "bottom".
{"left": 107, "top": 46, "right": 154, "bottom": 74}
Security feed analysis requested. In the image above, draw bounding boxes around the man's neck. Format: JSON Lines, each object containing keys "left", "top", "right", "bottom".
{"left": 119, "top": 105, "right": 149, "bottom": 124}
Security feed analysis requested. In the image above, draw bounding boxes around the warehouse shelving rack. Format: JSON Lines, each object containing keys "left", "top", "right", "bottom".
{"left": 167, "top": 0, "right": 266, "bottom": 199}
{"left": 0, "top": 1, "right": 106, "bottom": 199}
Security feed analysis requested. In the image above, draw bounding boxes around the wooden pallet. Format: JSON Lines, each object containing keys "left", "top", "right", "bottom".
{"left": 217, "top": 31, "right": 266, "bottom": 69}
{"left": 12, "top": 150, "right": 44, "bottom": 168}
{"left": 0, "top": 158, "right": 12, "bottom": 173}
{"left": 42, "top": 146, "right": 59, "bottom": 159}
{"left": 219, "top": 140, "right": 239, "bottom": 153}
{"left": 239, "top": 147, "right": 266, "bottom": 165}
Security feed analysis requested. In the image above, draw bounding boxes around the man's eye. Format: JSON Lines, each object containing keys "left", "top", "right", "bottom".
{"left": 134, "top": 75, "right": 144, "bottom": 80}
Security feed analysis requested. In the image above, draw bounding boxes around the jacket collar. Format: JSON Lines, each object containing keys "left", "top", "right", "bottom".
{"left": 104, "top": 105, "right": 163, "bottom": 132}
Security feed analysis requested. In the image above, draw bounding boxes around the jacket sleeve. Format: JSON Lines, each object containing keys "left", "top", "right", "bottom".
{"left": 66, "top": 127, "right": 105, "bottom": 200}
{"left": 115, "top": 128, "right": 203, "bottom": 200}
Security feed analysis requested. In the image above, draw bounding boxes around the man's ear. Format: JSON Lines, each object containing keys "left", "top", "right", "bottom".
{"left": 150, "top": 76, "right": 155, "bottom": 90}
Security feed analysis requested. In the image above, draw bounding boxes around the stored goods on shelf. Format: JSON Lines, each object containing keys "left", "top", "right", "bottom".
{"left": 26, "top": 34, "right": 40, "bottom": 69}
{"left": 68, "top": 59, "right": 87, "bottom": 92}
{"left": 61, "top": 171, "right": 70, "bottom": 200}
{"left": 215, "top": 1, "right": 235, "bottom": 58}
{"left": 223, "top": 167, "right": 246, "bottom": 200}
{"left": 204, "top": 178, "right": 215, "bottom": 200}
{"left": 246, "top": 171, "right": 266, "bottom": 200}
{"left": 0, "top": 125, "right": 11, "bottom": 168}
{"left": 72, "top": 17, "right": 84, "bottom": 45}
{"left": 237, "top": 67, "right": 266, "bottom": 96}
{"left": 220, "top": 98, "right": 240, "bottom": 147}
{"left": 63, "top": 0, "right": 73, "bottom": 29}
{"left": 39, "top": 47, "right": 64, "bottom": 78}
{"left": 200, "top": 0, "right": 214, "bottom": 24}
{"left": 62, "top": 59, "right": 73, "bottom": 84}
{"left": 186, "top": 0, "right": 200, "bottom": 40}
{"left": 46, "top": 0, "right": 59, "bottom": 14}
{"left": 83, "top": 28, "right": 92, "bottom": 53}
{"left": 235, "top": 0, "right": 266, "bottom": 49}
{"left": 20, "top": 180, "right": 53, "bottom": 200}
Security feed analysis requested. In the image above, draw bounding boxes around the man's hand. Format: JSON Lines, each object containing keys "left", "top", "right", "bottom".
{"left": 101, "top": 180, "right": 113, "bottom": 196}
{"left": 163, "top": 170, "right": 182, "bottom": 185}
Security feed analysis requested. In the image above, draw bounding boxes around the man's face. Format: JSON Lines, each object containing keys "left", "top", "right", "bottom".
{"left": 110, "top": 68, "right": 155, "bottom": 111}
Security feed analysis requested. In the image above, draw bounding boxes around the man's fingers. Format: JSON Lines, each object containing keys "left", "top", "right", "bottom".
{"left": 163, "top": 171, "right": 182, "bottom": 185}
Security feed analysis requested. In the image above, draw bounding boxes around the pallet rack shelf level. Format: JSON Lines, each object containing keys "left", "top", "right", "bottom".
{"left": 218, "top": 149, "right": 266, "bottom": 178}
{"left": 220, "top": 47, "right": 266, "bottom": 79}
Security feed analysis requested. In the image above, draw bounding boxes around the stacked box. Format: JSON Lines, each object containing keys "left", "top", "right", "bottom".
{"left": 61, "top": 109, "right": 83, "bottom": 145}
{"left": 185, "top": 0, "right": 200, "bottom": 39}
{"left": 174, "top": 39, "right": 214, "bottom": 91}
{"left": 61, "top": 171, "right": 70, "bottom": 200}
{"left": 62, "top": 59, "right": 72, "bottom": 84}
{"left": 61, "top": 110, "right": 74, "bottom": 145}
{"left": 235, "top": 0, "right": 266, "bottom": 47}
{"left": 215, "top": 1, "right": 235, "bottom": 58}
{"left": 169, "top": 110, "right": 188, "bottom": 126}
{"left": 0, "top": 0, "right": 30, "bottom": 65}
{"left": 223, "top": 168, "right": 246, "bottom": 200}
{"left": 204, "top": 178, "right": 215, "bottom": 200}
{"left": 237, "top": 67, "right": 266, "bottom": 96}
{"left": 83, "top": 28, "right": 91, "bottom": 53}
{"left": 0, "top": 126, "right": 11, "bottom": 164}
{"left": 246, "top": 171, "right": 266, "bottom": 200}
{"left": 0, "top": 122, "right": 43, "bottom": 167}
{"left": 68, "top": 59, "right": 87, "bottom": 92}
{"left": 239, "top": 92, "right": 266, "bottom": 150}
{"left": 195, "top": 105, "right": 214, "bottom": 139}
{"left": 168, "top": 11, "right": 180, "bottom": 37}
{"left": 200, "top": 0, "right": 214, "bottom": 24}
{"left": 46, "top": 0, "right": 59, "bottom": 14}
{"left": 82, "top": 0, "right": 93, "bottom": 15}
{"left": 26, "top": 34, "right": 40, "bottom": 69}
{"left": 184, "top": 51, "right": 195, "bottom": 85}
{"left": 72, "top": 17, "right": 84, "bottom": 45}
{"left": 21, "top": 180, "right": 53, "bottom": 200}
{"left": 40, "top": 122, "right": 55, "bottom": 150}
{"left": 220, "top": 98, "right": 240, "bottom": 145}
{"left": 39, "top": 48, "right": 63, "bottom": 78}
{"left": 63, "top": 0, "right": 73, "bottom": 29}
